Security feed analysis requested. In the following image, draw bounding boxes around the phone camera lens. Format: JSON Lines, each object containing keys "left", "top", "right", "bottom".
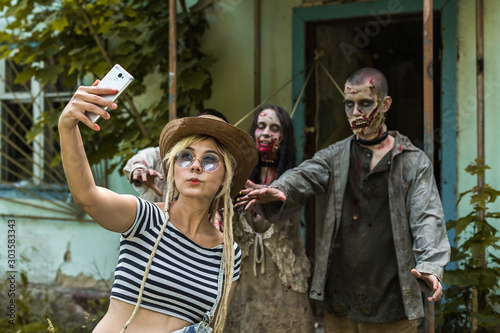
{"left": 118, "top": 73, "right": 123, "bottom": 78}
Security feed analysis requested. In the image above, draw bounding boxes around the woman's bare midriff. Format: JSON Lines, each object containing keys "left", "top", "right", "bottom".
{"left": 92, "top": 298, "right": 191, "bottom": 333}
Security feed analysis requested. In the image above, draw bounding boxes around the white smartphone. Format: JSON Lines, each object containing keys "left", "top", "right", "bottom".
{"left": 86, "top": 64, "right": 134, "bottom": 123}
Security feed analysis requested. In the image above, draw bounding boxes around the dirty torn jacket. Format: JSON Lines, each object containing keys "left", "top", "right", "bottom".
{"left": 257, "top": 132, "right": 450, "bottom": 320}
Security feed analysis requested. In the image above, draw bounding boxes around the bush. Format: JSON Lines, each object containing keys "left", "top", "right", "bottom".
{"left": 0, "top": 272, "right": 109, "bottom": 332}
{"left": 436, "top": 159, "right": 500, "bottom": 332}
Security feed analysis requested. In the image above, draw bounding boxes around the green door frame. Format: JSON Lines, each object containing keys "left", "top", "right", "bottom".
{"left": 291, "top": 0, "right": 458, "bottom": 228}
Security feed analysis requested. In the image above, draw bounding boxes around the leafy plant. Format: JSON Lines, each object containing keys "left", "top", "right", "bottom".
{"left": 436, "top": 158, "right": 500, "bottom": 332}
{"left": 0, "top": 0, "right": 216, "bottom": 173}
{"left": 0, "top": 271, "right": 109, "bottom": 332}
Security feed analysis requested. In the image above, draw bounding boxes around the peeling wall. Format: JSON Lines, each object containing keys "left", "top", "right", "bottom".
{"left": 0, "top": 213, "right": 120, "bottom": 286}
{"left": 0, "top": 166, "right": 131, "bottom": 287}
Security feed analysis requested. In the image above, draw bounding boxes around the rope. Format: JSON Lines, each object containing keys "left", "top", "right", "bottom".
{"left": 290, "top": 49, "right": 325, "bottom": 119}
{"left": 319, "top": 61, "right": 345, "bottom": 98}
{"left": 234, "top": 62, "right": 315, "bottom": 126}
{"left": 235, "top": 50, "right": 342, "bottom": 123}
{"left": 253, "top": 233, "right": 265, "bottom": 276}
{"left": 290, "top": 63, "right": 315, "bottom": 119}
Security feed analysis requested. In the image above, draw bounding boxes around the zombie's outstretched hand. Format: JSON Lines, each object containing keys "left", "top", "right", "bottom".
{"left": 235, "top": 180, "right": 287, "bottom": 210}
{"left": 411, "top": 269, "right": 443, "bottom": 302}
{"left": 131, "top": 168, "right": 164, "bottom": 196}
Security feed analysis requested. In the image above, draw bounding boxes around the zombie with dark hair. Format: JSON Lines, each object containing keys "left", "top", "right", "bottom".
{"left": 225, "top": 105, "right": 315, "bottom": 332}
{"left": 248, "top": 104, "right": 297, "bottom": 184}
{"left": 238, "top": 68, "right": 450, "bottom": 332}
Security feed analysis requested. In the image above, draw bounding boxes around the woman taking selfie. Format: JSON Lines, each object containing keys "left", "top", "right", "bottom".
{"left": 58, "top": 82, "right": 258, "bottom": 332}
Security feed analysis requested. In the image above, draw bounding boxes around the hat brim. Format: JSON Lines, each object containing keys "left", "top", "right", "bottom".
{"left": 159, "top": 116, "right": 258, "bottom": 199}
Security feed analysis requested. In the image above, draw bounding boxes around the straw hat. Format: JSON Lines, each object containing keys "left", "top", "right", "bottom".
{"left": 159, "top": 115, "right": 258, "bottom": 199}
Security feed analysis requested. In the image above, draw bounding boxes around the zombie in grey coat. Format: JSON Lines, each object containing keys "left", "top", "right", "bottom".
{"left": 258, "top": 131, "right": 450, "bottom": 320}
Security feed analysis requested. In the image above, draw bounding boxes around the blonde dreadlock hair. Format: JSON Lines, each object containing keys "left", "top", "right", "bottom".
{"left": 120, "top": 135, "right": 237, "bottom": 333}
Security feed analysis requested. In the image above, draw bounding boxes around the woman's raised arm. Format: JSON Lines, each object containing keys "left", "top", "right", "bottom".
{"left": 58, "top": 83, "right": 137, "bottom": 233}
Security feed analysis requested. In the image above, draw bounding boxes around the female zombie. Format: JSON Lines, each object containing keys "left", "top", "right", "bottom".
{"left": 225, "top": 105, "right": 315, "bottom": 332}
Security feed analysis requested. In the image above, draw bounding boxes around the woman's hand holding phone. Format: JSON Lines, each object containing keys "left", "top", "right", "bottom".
{"left": 58, "top": 82, "right": 118, "bottom": 132}
{"left": 59, "top": 64, "right": 133, "bottom": 131}
{"left": 85, "top": 64, "right": 134, "bottom": 123}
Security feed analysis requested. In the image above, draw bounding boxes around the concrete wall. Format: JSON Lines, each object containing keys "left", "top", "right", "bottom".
{"left": 201, "top": 0, "right": 302, "bottom": 130}
{"left": 0, "top": 161, "right": 134, "bottom": 286}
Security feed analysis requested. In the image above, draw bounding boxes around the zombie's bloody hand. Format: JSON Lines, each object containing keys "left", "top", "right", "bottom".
{"left": 235, "top": 180, "right": 286, "bottom": 210}
{"left": 131, "top": 168, "right": 164, "bottom": 196}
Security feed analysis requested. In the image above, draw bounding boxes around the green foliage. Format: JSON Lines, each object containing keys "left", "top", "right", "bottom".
{"left": 0, "top": 0, "right": 215, "bottom": 173}
{"left": 436, "top": 158, "right": 500, "bottom": 332}
{"left": 0, "top": 272, "right": 109, "bottom": 332}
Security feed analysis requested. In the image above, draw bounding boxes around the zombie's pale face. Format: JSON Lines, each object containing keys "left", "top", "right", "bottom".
{"left": 343, "top": 79, "right": 388, "bottom": 139}
{"left": 254, "top": 109, "right": 282, "bottom": 161}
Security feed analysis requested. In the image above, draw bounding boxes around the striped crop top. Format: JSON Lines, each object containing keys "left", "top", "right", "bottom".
{"left": 110, "top": 197, "right": 241, "bottom": 324}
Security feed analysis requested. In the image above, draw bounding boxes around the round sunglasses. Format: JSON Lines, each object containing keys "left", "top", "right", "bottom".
{"left": 175, "top": 149, "right": 223, "bottom": 172}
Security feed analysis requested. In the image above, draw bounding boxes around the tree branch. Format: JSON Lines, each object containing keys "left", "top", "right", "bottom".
{"left": 73, "top": 0, "right": 152, "bottom": 143}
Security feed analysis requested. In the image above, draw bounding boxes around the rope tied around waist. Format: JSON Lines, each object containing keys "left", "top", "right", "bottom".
{"left": 253, "top": 232, "right": 266, "bottom": 276}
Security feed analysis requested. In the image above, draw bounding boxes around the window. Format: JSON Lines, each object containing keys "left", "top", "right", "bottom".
{"left": 0, "top": 59, "right": 73, "bottom": 199}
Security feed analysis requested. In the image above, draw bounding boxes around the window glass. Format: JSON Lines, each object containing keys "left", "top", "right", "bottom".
{"left": 0, "top": 59, "right": 73, "bottom": 188}
{"left": 1, "top": 101, "right": 34, "bottom": 182}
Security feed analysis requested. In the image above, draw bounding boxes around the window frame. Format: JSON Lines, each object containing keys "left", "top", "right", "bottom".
{"left": 0, "top": 59, "right": 73, "bottom": 197}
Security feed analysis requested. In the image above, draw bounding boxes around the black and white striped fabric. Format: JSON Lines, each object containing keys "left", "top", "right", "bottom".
{"left": 110, "top": 197, "right": 241, "bottom": 324}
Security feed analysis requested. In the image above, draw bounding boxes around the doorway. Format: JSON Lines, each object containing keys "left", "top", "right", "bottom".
{"left": 304, "top": 13, "right": 441, "bottom": 159}
{"left": 291, "top": 1, "right": 458, "bottom": 329}
{"left": 300, "top": 12, "right": 443, "bottom": 259}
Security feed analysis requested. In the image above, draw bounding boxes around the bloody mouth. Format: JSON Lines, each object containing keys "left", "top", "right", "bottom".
{"left": 257, "top": 139, "right": 278, "bottom": 161}
{"left": 351, "top": 105, "right": 379, "bottom": 130}
{"left": 257, "top": 139, "right": 276, "bottom": 152}
{"left": 351, "top": 119, "right": 369, "bottom": 129}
